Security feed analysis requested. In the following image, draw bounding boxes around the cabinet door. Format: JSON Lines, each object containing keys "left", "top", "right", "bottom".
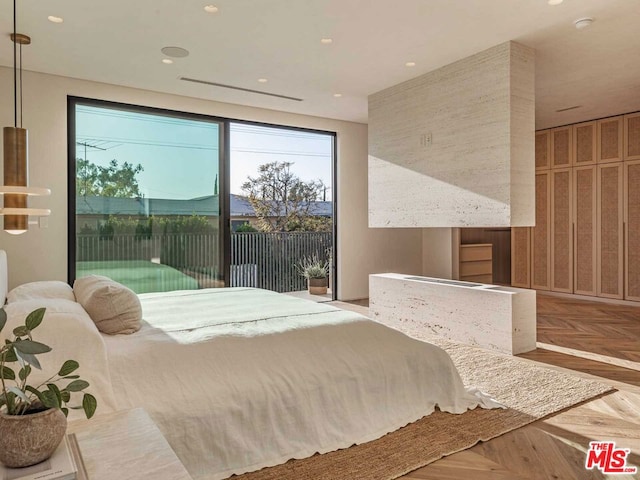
{"left": 625, "top": 160, "right": 640, "bottom": 301}
{"left": 531, "top": 171, "right": 551, "bottom": 290}
{"left": 551, "top": 127, "right": 572, "bottom": 169}
{"left": 597, "top": 116, "right": 624, "bottom": 163}
{"left": 573, "top": 166, "right": 597, "bottom": 296}
{"left": 535, "top": 130, "right": 551, "bottom": 171}
{"left": 624, "top": 113, "right": 640, "bottom": 161}
{"left": 551, "top": 169, "right": 573, "bottom": 292}
{"left": 597, "top": 163, "right": 624, "bottom": 298}
{"left": 573, "top": 121, "right": 596, "bottom": 166}
{"left": 511, "top": 228, "right": 530, "bottom": 288}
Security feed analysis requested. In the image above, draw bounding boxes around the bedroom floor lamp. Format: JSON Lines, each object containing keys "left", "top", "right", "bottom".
{"left": 0, "top": 0, "right": 51, "bottom": 235}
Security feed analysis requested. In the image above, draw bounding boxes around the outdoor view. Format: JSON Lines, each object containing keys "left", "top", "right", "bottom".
{"left": 73, "top": 103, "right": 334, "bottom": 295}
{"left": 229, "top": 123, "right": 334, "bottom": 293}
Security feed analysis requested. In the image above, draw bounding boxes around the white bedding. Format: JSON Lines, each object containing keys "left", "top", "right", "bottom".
{"left": 104, "top": 287, "right": 501, "bottom": 480}
{"left": 2, "top": 298, "right": 118, "bottom": 419}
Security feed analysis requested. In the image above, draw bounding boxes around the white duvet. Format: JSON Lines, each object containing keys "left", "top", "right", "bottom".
{"left": 103, "top": 288, "right": 500, "bottom": 480}
{"left": 2, "top": 299, "right": 118, "bottom": 419}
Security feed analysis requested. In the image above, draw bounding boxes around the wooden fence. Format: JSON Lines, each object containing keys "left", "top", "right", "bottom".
{"left": 77, "top": 231, "right": 332, "bottom": 293}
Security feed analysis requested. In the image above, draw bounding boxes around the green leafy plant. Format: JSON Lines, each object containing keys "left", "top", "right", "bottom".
{"left": 234, "top": 222, "right": 258, "bottom": 233}
{"left": 295, "top": 253, "right": 329, "bottom": 280}
{"left": 0, "top": 308, "right": 97, "bottom": 418}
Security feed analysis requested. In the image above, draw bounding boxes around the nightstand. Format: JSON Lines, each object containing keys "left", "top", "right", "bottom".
{"left": 67, "top": 407, "right": 192, "bottom": 480}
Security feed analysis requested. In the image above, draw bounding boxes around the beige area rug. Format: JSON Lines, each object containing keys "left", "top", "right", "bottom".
{"left": 231, "top": 328, "right": 614, "bottom": 480}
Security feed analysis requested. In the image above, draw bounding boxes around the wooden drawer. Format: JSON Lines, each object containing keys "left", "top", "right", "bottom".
{"left": 460, "top": 244, "right": 492, "bottom": 262}
{"left": 460, "top": 274, "right": 493, "bottom": 284}
{"left": 460, "top": 260, "right": 492, "bottom": 277}
{"left": 459, "top": 244, "right": 492, "bottom": 283}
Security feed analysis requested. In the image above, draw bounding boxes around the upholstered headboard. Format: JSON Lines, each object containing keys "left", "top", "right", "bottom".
{"left": 0, "top": 250, "right": 7, "bottom": 305}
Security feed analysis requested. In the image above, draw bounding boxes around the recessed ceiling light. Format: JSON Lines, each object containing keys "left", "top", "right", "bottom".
{"left": 162, "top": 58, "right": 174, "bottom": 65}
{"left": 161, "top": 46, "right": 190, "bottom": 58}
{"left": 547, "top": 0, "right": 563, "bottom": 5}
{"left": 47, "top": 15, "right": 64, "bottom": 24}
{"left": 204, "top": 5, "right": 219, "bottom": 13}
{"left": 333, "top": 93, "right": 342, "bottom": 98}
{"left": 258, "top": 78, "right": 268, "bottom": 83}
{"left": 320, "top": 38, "right": 333, "bottom": 44}
{"left": 574, "top": 17, "right": 594, "bottom": 29}
{"left": 405, "top": 61, "right": 416, "bottom": 67}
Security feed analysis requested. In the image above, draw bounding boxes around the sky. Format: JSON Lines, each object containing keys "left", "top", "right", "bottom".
{"left": 75, "top": 105, "right": 333, "bottom": 201}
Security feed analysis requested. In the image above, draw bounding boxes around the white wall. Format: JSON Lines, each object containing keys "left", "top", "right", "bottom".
{"left": 0, "top": 67, "right": 422, "bottom": 300}
{"left": 422, "top": 228, "right": 455, "bottom": 279}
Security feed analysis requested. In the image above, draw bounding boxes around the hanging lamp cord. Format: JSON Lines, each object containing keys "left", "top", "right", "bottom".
{"left": 13, "top": 0, "right": 17, "bottom": 128}
{"left": 20, "top": 42, "right": 23, "bottom": 128}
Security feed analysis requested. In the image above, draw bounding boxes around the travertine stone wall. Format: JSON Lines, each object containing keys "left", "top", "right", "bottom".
{"left": 369, "top": 41, "right": 535, "bottom": 228}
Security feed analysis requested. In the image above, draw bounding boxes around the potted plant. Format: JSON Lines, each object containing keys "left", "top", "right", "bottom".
{"left": 296, "top": 254, "right": 329, "bottom": 295}
{"left": 0, "top": 307, "right": 97, "bottom": 468}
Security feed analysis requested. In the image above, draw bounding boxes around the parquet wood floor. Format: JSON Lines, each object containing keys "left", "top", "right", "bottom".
{"left": 332, "top": 294, "right": 640, "bottom": 480}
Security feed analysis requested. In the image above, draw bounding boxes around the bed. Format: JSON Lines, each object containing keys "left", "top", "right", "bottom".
{"left": 0, "top": 252, "right": 501, "bottom": 480}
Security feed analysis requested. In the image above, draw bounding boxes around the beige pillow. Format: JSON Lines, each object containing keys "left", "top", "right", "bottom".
{"left": 73, "top": 275, "right": 142, "bottom": 335}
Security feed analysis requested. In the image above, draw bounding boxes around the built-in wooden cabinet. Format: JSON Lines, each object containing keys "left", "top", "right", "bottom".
{"left": 573, "top": 166, "right": 597, "bottom": 296}
{"left": 535, "top": 130, "right": 551, "bottom": 171}
{"left": 551, "top": 169, "right": 573, "bottom": 292}
{"left": 459, "top": 244, "right": 493, "bottom": 284}
{"left": 625, "top": 160, "right": 640, "bottom": 301}
{"left": 551, "top": 127, "right": 572, "bottom": 168}
{"left": 512, "top": 110, "right": 640, "bottom": 302}
{"left": 596, "top": 163, "right": 624, "bottom": 299}
{"left": 511, "top": 228, "right": 530, "bottom": 288}
{"left": 625, "top": 113, "right": 640, "bottom": 161}
{"left": 573, "top": 121, "right": 597, "bottom": 166}
{"left": 531, "top": 171, "right": 551, "bottom": 290}
{"left": 597, "top": 116, "right": 624, "bottom": 163}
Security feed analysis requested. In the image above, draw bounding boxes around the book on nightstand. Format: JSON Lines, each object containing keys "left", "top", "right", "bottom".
{"left": 1, "top": 434, "right": 88, "bottom": 480}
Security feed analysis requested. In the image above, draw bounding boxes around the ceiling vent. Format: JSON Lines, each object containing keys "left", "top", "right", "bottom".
{"left": 180, "top": 77, "right": 303, "bottom": 102}
{"left": 556, "top": 105, "right": 582, "bottom": 112}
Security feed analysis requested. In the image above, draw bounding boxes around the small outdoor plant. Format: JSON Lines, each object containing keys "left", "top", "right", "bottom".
{"left": 0, "top": 308, "right": 97, "bottom": 418}
{"left": 296, "top": 253, "right": 329, "bottom": 279}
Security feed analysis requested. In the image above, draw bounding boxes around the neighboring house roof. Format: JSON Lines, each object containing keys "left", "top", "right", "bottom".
{"left": 230, "top": 194, "right": 255, "bottom": 217}
{"left": 75, "top": 194, "right": 332, "bottom": 217}
{"left": 307, "top": 201, "right": 333, "bottom": 217}
{"left": 76, "top": 195, "right": 219, "bottom": 216}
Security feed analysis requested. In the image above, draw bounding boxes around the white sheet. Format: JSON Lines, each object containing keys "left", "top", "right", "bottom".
{"left": 104, "top": 288, "right": 501, "bottom": 480}
{"left": 2, "top": 298, "right": 118, "bottom": 420}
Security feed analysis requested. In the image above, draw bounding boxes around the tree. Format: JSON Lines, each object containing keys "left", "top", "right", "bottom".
{"left": 77, "top": 158, "right": 144, "bottom": 198}
{"left": 241, "top": 161, "right": 330, "bottom": 232}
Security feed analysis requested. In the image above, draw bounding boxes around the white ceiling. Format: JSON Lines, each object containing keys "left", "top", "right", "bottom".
{"left": 1, "top": 0, "right": 639, "bottom": 128}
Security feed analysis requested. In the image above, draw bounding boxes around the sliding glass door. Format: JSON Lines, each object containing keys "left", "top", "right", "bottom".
{"left": 69, "top": 99, "right": 224, "bottom": 293}
{"left": 229, "top": 122, "right": 335, "bottom": 297}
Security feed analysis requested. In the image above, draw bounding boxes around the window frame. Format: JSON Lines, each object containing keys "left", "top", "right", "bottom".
{"left": 67, "top": 96, "right": 338, "bottom": 299}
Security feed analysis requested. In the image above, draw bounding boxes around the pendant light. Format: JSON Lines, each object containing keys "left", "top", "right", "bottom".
{"left": 0, "top": 0, "right": 51, "bottom": 235}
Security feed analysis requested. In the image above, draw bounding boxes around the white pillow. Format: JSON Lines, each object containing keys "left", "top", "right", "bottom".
{"left": 73, "top": 275, "right": 142, "bottom": 335}
{"left": 7, "top": 281, "right": 76, "bottom": 304}
{"left": 2, "top": 298, "right": 118, "bottom": 420}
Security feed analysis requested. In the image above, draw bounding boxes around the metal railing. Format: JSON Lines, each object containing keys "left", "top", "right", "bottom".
{"left": 76, "top": 231, "right": 332, "bottom": 293}
{"left": 231, "top": 231, "right": 332, "bottom": 292}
